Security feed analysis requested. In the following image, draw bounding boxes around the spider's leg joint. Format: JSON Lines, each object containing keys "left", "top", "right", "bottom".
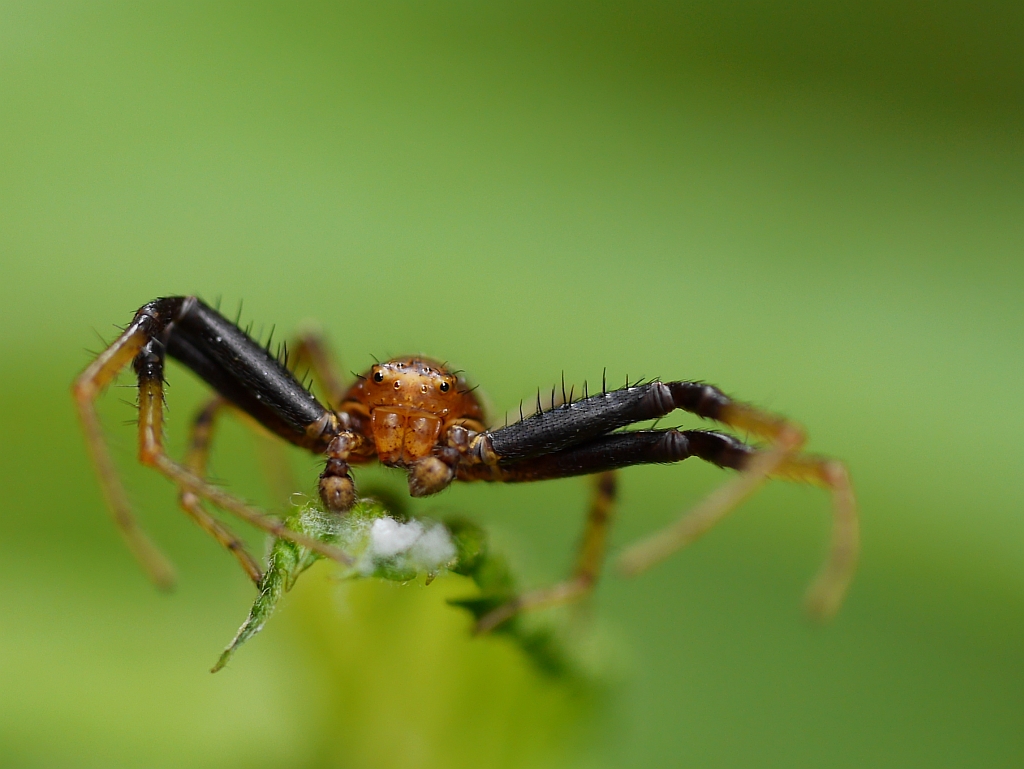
{"left": 445, "top": 424, "right": 471, "bottom": 453}
{"left": 306, "top": 411, "right": 338, "bottom": 442}
{"left": 468, "top": 433, "right": 499, "bottom": 465}
{"left": 645, "top": 380, "right": 675, "bottom": 414}
{"left": 658, "top": 428, "right": 691, "bottom": 458}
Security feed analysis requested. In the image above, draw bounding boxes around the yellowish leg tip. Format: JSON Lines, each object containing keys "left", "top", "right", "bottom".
{"left": 474, "top": 599, "right": 524, "bottom": 635}
{"left": 149, "top": 569, "right": 177, "bottom": 593}
{"left": 473, "top": 615, "right": 500, "bottom": 636}
{"left": 130, "top": 541, "right": 177, "bottom": 591}
{"left": 802, "top": 584, "right": 846, "bottom": 623}
{"left": 150, "top": 562, "right": 178, "bottom": 592}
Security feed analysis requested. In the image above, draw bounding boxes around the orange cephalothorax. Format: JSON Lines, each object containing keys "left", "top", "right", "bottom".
{"left": 341, "top": 357, "right": 486, "bottom": 466}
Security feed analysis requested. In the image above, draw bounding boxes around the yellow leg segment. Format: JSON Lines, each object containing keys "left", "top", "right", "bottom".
{"left": 178, "top": 397, "right": 264, "bottom": 584}
{"left": 291, "top": 330, "right": 348, "bottom": 408}
{"left": 135, "top": 378, "right": 352, "bottom": 565}
{"left": 475, "top": 471, "right": 618, "bottom": 634}
{"left": 618, "top": 411, "right": 858, "bottom": 620}
{"left": 71, "top": 322, "right": 177, "bottom": 589}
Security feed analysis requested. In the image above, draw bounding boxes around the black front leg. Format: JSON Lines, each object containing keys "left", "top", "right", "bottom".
{"left": 483, "top": 378, "right": 801, "bottom": 463}
{"left": 459, "top": 429, "right": 756, "bottom": 483}
{"left": 164, "top": 297, "right": 334, "bottom": 451}
{"left": 486, "top": 383, "right": 677, "bottom": 461}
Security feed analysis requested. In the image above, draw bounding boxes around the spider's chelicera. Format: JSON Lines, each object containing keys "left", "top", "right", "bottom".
{"left": 73, "top": 296, "right": 859, "bottom": 632}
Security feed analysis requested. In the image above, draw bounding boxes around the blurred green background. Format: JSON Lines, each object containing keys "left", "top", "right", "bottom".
{"left": 1, "top": 1, "right": 1022, "bottom": 767}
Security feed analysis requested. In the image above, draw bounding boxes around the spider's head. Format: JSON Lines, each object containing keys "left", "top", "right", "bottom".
{"left": 361, "top": 358, "right": 463, "bottom": 414}
{"left": 345, "top": 357, "right": 485, "bottom": 464}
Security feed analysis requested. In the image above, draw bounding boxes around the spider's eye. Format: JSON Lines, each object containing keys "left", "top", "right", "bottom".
{"left": 372, "top": 370, "right": 384, "bottom": 383}
{"left": 439, "top": 381, "right": 450, "bottom": 393}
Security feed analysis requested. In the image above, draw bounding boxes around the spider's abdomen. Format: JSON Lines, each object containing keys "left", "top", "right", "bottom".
{"left": 342, "top": 356, "right": 486, "bottom": 465}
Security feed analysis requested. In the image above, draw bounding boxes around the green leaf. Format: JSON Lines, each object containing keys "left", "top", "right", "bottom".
{"left": 212, "top": 498, "right": 574, "bottom": 678}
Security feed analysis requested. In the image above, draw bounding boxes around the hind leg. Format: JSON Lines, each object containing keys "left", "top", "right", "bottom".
{"left": 618, "top": 445, "right": 857, "bottom": 620}
{"left": 178, "top": 397, "right": 264, "bottom": 584}
{"left": 475, "top": 471, "right": 617, "bottom": 633}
